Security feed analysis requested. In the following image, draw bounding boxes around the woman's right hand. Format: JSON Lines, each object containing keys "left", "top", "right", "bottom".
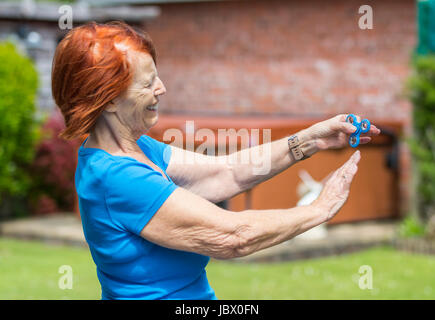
{"left": 313, "top": 150, "right": 361, "bottom": 221}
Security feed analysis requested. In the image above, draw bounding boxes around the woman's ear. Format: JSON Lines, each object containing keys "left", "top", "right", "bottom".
{"left": 105, "top": 100, "right": 117, "bottom": 113}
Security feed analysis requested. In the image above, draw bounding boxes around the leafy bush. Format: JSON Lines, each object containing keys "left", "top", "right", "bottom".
{"left": 29, "top": 110, "right": 80, "bottom": 214}
{"left": 398, "top": 216, "right": 426, "bottom": 238}
{"left": 0, "top": 42, "right": 39, "bottom": 219}
{"left": 407, "top": 56, "right": 435, "bottom": 222}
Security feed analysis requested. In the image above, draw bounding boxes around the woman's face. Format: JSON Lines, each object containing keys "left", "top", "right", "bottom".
{"left": 111, "top": 51, "right": 166, "bottom": 134}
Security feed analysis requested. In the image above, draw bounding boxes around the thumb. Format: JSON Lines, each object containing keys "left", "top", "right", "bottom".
{"left": 334, "top": 122, "right": 357, "bottom": 135}
{"left": 339, "top": 150, "right": 361, "bottom": 184}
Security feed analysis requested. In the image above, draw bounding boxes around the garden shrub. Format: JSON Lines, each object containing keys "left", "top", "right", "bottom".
{"left": 398, "top": 216, "right": 426, "bottom": 238}
{"left": 407, "top": 55, "right": 435, "bottom": 223}
{"left": 29, "top": 110, "right": 80, "bottom": 214}
{"left": 0, "top": 42, "right": 39, "bottom": 219}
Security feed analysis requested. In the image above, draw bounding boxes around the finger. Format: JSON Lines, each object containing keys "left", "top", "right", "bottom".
{"left": 337, "top": 160, "right": 359, "bottom": 187}
{"left": 359, "top": 136, "right": 372, "bottom": 144}
{"left": 347, "top": 150, "right": 361, "bottom": 165}
{"left": 344, "top": 155, "right": 360, "bottom": 174}
{"left": 343, "top": 151, "right": 360, "bottom": 176}
{"left": 325, "top": 151, "right": 360, "bottom": 187}
{"left": 331, "top": 151, "right": 359, "bottom": 180}
{"left": 321, "top": 172, "right": 334, "bottom": 184}
{"left": 346, "top": 114, "right": 362, "bottom": 123}
{"left": 334, "top": 121, "right": 357, "bottom": 135}
{"left": 339, "top": 150, "right": 361, "bottom": 174}
{"left": 344, "top": 159, "right": 359, "bottom": 179}
{"left": 360, "top": 125, "right": 381, "bottom": 137}
{"left": 343, "top": 164, "right": 359, "bottom": 185}
{"left": 370, "top": 125, "right": 381, "bottom": 135}
{"left": 337, "top": 114, "right": 348, "bottom": 122}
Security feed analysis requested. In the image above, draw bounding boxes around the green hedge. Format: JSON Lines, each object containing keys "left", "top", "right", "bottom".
{"left": 0, "top": 42, "right": 40, "bottom": 218}
{"left": 407, "top": 55, "right": 435, "bottom": 222}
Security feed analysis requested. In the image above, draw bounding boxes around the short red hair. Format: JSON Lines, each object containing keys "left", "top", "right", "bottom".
{"left": 52, "top": 21, "right": 157, "bottom": 140}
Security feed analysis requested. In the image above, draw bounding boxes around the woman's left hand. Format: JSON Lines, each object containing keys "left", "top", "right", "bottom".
{"left": 303, "top": 114, "right": 381, "bottom": 151}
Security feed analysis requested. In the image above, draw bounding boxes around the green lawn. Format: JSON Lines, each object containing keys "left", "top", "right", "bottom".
{"left": 0, "top": 237, "right": 434, "bottom": 299}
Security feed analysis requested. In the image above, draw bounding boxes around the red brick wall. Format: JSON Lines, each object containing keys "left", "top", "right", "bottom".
{"left": 142, "top": 0, "right": 416, "bottom": 216}
{"left": 143, "top": 0, "right": 415, "bottom": 122}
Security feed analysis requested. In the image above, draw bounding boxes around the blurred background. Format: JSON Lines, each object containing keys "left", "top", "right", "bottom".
{"left": 0, "top": 0, "right": 434, "bottom": 299}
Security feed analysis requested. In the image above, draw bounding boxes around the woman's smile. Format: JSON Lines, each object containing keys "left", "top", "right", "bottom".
{"left": 146, "top": 104, "right": 158, "bottom": 112}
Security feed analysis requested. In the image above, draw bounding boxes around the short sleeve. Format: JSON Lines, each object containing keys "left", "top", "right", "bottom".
{"left": 137, "top": 135, "right": 172, "bottom": 170}
{"left": 105, "top": 160, "right": 178, "bottom": 235}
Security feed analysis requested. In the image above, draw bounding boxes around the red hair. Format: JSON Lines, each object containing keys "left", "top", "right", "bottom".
{"left": 52, "top": 21, "right": 157, "bottom": 140}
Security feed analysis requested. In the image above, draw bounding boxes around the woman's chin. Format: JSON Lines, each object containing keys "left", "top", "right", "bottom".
{"left": 144, "top": 114, "right": 158, "bottom": 130}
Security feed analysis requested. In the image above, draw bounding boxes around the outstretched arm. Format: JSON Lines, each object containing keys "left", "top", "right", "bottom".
{"left": 165, "top": 114, "right": 380, "bottom": 203}
{"left": 142, "top": 151, "right": 361, "bottom": 259}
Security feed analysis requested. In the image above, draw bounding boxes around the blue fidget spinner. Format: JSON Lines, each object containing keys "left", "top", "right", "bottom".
{"left": 346, "top": 114, "right": 370, "bottom": 148}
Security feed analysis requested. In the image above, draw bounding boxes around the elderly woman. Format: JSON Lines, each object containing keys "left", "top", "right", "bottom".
{"left": 52, "top": 22, "right": 380, "bottom": 300}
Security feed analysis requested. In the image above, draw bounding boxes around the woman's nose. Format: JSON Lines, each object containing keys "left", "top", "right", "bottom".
{"left": 154, "top": 77, "right": 166, "bottom": 96}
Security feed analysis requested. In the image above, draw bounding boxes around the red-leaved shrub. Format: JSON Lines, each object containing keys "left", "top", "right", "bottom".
{"left": 30, "top": 110, "right": 80, "bottom": 215}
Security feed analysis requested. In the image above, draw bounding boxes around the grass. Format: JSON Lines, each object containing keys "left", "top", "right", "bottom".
{"left": 0, "top": 237, "right": 434, "bottom": 299}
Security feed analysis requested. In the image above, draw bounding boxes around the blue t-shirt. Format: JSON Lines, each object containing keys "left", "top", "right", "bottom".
{"left": 75, "top": 135, "right": 217, "bottom": 300}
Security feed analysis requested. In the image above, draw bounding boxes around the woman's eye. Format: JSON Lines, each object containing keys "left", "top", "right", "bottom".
{"left": 145, "top": 80, "right": 155, "bottom": 88}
